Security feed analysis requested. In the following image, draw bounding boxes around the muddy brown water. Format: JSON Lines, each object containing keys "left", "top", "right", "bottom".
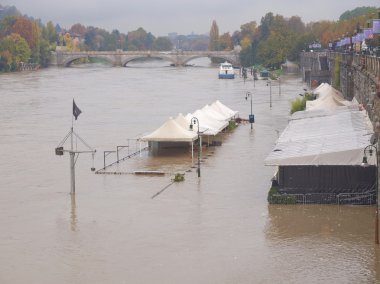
{"left": 0, "top": 58, "right": 379, "bottom": 283}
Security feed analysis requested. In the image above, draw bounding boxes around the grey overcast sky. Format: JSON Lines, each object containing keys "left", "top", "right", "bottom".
{"left": 2, "top": 0, "right": 380, "bottom": 36}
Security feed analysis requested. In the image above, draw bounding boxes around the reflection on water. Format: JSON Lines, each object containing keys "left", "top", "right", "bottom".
{"left": 266, "top": 204, "right": 374, "bottom": 242}
{"left": 70, "top": 194, "right": 77, "bottom": 232}
{"left": 265, "top": 205, "right": 380, "bottom": 283}
{"left": 0, "top": 59, "right": 380, "bottom": 283}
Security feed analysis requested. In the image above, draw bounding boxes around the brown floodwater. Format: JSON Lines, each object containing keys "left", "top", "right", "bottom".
{"left": 0, "top": 58, "right": 379, "bottom": 283}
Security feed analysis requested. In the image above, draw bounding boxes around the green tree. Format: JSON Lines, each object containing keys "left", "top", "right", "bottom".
{"left": 339, "top": 6, "right": 378, "bottom": 21}
{"left": 209, "top": 20, "right": 219, "bottom": 51}
{"left": 45, "top": 21, "right": 57, "bottom": 44}
{"left": 153, "top": 36, "right": 172, "bottom": 51}
{"left": 0, "top": 16, "right": 17, "bottom": 38}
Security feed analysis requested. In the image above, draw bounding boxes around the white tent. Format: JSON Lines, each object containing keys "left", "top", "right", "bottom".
{"left": 211, "top": 100, "right": 239, "bottom": 119}
{"left": 202, "top": 104, "right": 230, "bottom": 121}
{"left": 306, "top": 83, "right": 356, "bottom": 111}
{"left": 174, "top": 113, "right": 209, "bottom": 134}
{"left": 312, "top": 82, "right": 327, "bottom": 96}
{"left": 265, "top": 106, "right": 374, "bottom": 166}
{"left": 184, "top": 113, "right": 219, "bottom": 136}
{"left": 140, "top": 117, "right": 197, "bottom": 142}
{"left": 191, "top": 109, "right": 228, "bottom": 134}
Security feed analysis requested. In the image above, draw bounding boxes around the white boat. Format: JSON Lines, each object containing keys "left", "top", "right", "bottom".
{"left": 218, "top": 62, "right": 235, "bottom": 79}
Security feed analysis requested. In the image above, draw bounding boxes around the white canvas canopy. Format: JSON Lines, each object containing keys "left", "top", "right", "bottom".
{"left": 202, "top": 104, "right": 230, "bottom": 121}
{"left": 306, "top": 83, "right": 355, "bottom": 111}
{"left": 191, "top": 109, "right": 228, "bottom": 134}
{"left": 175, "top": 113, "right": 209, "bottom": 134}
{"left": 140, "top": 117, "right": 197, "bottom": 142}
{"left": 210, "top": 100, "right": 239, "bottom": 119}
{"left": 265, "top": 106, "right": 374, "bottom": 166}
{"left": 184, "top": 113, "right": 219, "bottom": 136}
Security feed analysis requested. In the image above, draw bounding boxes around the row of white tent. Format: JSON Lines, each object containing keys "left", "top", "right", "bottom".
{"left": 265, "top": 83, "right": 374, "bottom": 166}
{"left": 140, "top": 100, "right": 239, "bottom": 143}
{"left": 306, "top": 82, "right": 357, "bottom": 111}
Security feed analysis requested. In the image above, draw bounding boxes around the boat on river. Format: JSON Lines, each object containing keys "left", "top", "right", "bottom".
{"left": 218, "top": 62, "right": 235, "bottom": 79}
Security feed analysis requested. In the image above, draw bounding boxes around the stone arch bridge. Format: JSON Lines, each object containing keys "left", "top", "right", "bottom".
{"left": 51, "top": 50, "right": 240, "bottom": 67}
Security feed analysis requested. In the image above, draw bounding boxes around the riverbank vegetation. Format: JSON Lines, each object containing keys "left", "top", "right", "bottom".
{"left": 290, "top": 92, "right": 315, "bottom": 114}
{"left": 0, "top": 4, "right": 378, "bottom": 72}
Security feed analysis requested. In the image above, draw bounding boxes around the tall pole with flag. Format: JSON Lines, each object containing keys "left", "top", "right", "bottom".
{"left": 55, "top": 100, "right": 95, "bottom": 195}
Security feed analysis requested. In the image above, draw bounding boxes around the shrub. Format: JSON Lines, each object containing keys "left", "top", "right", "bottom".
{"left": 267, "top": 186, "right": 296, "bottom": 204}
{"left": 290, "top": 92, "right": 315, "bottom": 114}
{"left": 173, "top": 173, "right": 185, "bottom": 182}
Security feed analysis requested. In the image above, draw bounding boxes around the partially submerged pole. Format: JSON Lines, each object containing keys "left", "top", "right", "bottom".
{"left": 70, "top": 151, "right": 76, "bottom": 194}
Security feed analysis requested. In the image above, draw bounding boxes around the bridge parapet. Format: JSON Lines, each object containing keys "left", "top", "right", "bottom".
{"left": 52, "top": 50, "right": 240, "bottom": 67}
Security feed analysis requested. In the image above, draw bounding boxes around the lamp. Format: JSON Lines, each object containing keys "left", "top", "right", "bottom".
{"left": 245, "top": 92, "right": 254, "bottom": 129}
{"left": 189, "top": 117, "right": 201, "bottom": 178}
{"left": 361, "top": 155, "right": 369, "bottom": 167}
{"left": 361, "top": 144, "right": 379, "bottom": 244}
{"left": 266, "top": 80, "right": 272, "bottom": 108}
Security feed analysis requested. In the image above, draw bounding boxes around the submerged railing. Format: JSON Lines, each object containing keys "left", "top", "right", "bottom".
{"left": 269, "top": 191, "right": 376, "bottom": 205}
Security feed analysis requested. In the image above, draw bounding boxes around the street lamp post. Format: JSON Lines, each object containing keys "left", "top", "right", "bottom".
{"left": 190, "top": 117, "right": 201, "bottom": 178}
{"left": 362, "top": 144, "right": 379, "bottom": 244}
{"left": 267, "top": 80, "right": 273, "bottom": 108}
{"left": 245, "top": 92, "right": 254, "bottom": 129}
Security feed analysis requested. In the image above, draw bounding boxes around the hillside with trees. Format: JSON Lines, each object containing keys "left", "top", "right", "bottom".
{"left": 209, "top": 6, "right": 379, "bottom": 68}
{"left": 0, "top": 4, "right": 378, "bottom": 72}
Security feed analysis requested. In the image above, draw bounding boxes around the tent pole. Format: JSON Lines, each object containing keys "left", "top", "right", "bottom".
{"left": 200, "top": 136, "right": 202, "bottom": 159}
{"left": 191, "top": 141, "right": 194, "bottom": 165}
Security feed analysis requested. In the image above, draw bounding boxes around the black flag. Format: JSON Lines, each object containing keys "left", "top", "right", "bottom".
{"left": 73, "top": 99, "right": 82, "bottom": 120}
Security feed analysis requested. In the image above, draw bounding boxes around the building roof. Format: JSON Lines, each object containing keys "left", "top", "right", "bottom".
{"left": 265, "top": 105, "right": 374, "bottom": 166}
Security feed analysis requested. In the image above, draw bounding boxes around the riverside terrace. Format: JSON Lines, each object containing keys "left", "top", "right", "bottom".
{"left": 94, "top": 100, "right": 239, "bottom": 175}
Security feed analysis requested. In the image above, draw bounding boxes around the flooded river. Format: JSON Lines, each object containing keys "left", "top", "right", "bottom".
{"left": 0, "top": 59, "right": 379, "bottom": 283}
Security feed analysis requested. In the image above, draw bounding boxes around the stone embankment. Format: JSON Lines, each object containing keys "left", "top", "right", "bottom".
{"left": 300, "top": 51, "right": 380, "bottom": 134}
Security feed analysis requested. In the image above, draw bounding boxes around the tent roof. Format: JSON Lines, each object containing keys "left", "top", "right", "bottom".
{"left": 202, "top": 105, "right": 229, "bottom": 121}
{"left": 140, "top": 117, "right": 198, "bottom": 142}
{"left": 192, "top": 109, "right": 229, "bottom": 134}
{"left": 140, "top": 101, "right": 235, "bottom": 141}
{"left": 185, "top": 113, "right": 220, "bottom": 136}
{"left": 307, "top": 83, "right": 355, "bottom": 111}
{"left": 265, "top": 106, "right": 374, "bottom": 166}
{"left": 210, "top": 100, "right": 239, "bottom": 119}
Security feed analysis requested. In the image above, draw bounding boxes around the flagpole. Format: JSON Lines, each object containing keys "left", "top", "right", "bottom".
{"left": 56, "top": 99, "right": 91, "bottom": 195}
{"left": 70, "top": 100, "right": 75, "bottom": 194}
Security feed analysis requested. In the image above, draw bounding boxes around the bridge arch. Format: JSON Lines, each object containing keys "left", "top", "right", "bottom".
{"left": 63, "top": 55, "right": 114, "bottom": 67}
{"left": 182, "top": 55, "right": 238, "bottom": 66}
{"left": 121, "top": 55, "right": 176, "bottom": 66}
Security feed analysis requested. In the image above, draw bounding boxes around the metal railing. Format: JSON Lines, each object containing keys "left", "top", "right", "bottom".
{"left": 269, "top": 192, "right": 376, "bottom": 205}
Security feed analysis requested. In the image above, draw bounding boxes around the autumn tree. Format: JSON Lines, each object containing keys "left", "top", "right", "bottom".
{"left": 127, "top": 28, "right": 154, "bottom": 50}
{"left": 12, "top": 17, "right": 36, "bottom": 49}
{"left": 0, "top": 33, "right": 31, "bottom": 71}
{"left": 219, "top": 32, "right": 233, "bottom": 50}
{"left": 69, "top": 23, "right": 86, "bottom": 37}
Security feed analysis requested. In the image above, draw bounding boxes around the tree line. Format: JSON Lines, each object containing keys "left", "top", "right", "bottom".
{"left": 209, "top": 7, "right": 378, "bottom": 68}
{"left": 0, "top": 4, "right": 378, "bottom": 72}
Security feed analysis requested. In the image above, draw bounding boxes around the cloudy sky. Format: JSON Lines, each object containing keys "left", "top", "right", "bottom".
{"left": 2, "top": 0, "right": 379, "bottom": 36}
